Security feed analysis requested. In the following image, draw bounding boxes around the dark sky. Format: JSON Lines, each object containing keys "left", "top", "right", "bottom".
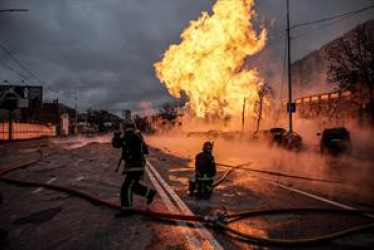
{"left": 0, "top": 0, "right": 373, "bottom": 114}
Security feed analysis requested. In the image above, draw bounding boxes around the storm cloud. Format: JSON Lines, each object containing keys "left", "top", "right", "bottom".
{"left": 0, "top": 0, "right": 373, "bottom": 113}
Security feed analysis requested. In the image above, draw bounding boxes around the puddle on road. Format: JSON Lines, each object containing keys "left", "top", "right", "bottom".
{"left": 228, "top": 219, "right": 268, "bottom": 242}
{"left": 51, "top": 135, "right": 111, "bottom": 150}
{"left": 12, "top": 207, "right": 62, "bottom": 225}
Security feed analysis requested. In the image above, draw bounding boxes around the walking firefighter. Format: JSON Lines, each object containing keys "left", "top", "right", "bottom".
{"left": 112, "top": 119, "right": 156, "bottom": 216}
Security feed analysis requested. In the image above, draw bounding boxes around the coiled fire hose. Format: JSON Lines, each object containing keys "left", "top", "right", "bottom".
{"left": 1, "top": 153, "right": 374, "bottom": 246}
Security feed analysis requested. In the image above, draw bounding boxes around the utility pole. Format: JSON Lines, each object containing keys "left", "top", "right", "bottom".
{"left": 256, "top": 90, "right": 264, "bottom": 133}
{"left": 242, "top": 97, "right": 246, "bottom": 132}
{"left": 286, "top": 0, "right": 293, "bottom": 142}
{"left": 55, "top": 99, "right": 60, "bottom": 136}
{"left": 75, "top": 87, "right": 78, "bottom": 134}
{"left": 8, "top": 109, "right": 13, "bottom": 141}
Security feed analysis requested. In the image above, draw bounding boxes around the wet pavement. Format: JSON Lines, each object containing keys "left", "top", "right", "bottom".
{"left": 0, "top": 135, "right": 374, "bottom": 249}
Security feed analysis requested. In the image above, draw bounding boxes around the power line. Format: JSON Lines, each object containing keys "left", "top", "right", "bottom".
{"left": 291, "top": 3, "right": 374, "bottom": 30}
{"left": 0, "top": 42, "right": 79, "bottom": 108}
{"left": 0, "top": 42, "right": 43, "bottom": 83}
{"left": 292, "top": 13, "right": 357, "bottom": 40}
{"left": 0, "top": 61, "right": 29, "bottom": 81}
{"left": 0, "top": 50, "right": 30, "bottom": 80}
{"left": 0, "top": 43, "right": 75, "bottom": 103}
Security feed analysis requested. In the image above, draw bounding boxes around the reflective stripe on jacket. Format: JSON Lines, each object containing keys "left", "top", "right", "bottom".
{"left": 125, "top": 167, "right": 144, "bottom": 172}
{"left": 196, "top": 174, "right": 214, "bottom": 181}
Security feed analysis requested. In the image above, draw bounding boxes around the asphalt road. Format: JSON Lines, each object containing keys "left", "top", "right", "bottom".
{"left": 0, "top": 135, "right": 373, "bottom": 249}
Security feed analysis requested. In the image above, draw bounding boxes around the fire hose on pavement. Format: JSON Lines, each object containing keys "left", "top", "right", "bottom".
{"left": 216, "top": 162, "right": 342, "bottom": 184}
{"left": 1, "top": 154, "right": 374, "bottom": 246}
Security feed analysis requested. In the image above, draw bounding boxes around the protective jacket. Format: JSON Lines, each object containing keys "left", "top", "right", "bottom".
{"left": 112, "top": 130, "right": 149, "bottom": 172}
{"left": 112, "top": 129, "right": 155, "bottom": 211}
{"left": 195, "top": 151, "right": 216, "bottom": 180}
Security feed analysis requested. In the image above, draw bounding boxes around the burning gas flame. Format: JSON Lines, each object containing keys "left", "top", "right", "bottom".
{"left": 155, "top": 0, "right": 267, "bottom": 120}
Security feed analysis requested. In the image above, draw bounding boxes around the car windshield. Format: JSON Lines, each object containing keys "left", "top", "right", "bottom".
{"left": 323, "top": 129, "right": 349, "bottom": 140}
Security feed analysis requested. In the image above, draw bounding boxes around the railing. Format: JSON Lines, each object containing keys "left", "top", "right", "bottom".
{"left": 0, "top": 122, "right": 56, "bottom": 141}
{"left": 283, "top": 91, "right": 352, "bottom": 106}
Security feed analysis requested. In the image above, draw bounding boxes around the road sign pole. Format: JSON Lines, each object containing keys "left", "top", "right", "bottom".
{"left": 287, "top": 0, "right": 293, "bottom": 144}
{"left": 8, "top": 109, "right": 13, "bottom": 141}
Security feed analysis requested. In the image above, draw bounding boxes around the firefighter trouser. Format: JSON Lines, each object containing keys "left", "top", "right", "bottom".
{"left": 120, "top": 171, "right": 153, "bottom": 210}
{"left": 196, "top": 175, "right": 214, "bottom": 197}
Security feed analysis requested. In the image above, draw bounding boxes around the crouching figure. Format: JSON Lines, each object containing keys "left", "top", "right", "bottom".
{"left": 190, "top": 141, "right": 216, "bottom": 199}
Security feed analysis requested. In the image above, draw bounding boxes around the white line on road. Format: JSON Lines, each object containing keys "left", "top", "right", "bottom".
{"left": 266, "top": 181, "right": 374, "bottom": 218}
{"left": 146, "top": 161, "right": 224, "bottom": 250}
{"left": 146, "top": 163, "right": 201, "bottom": 249}
{"left": 75, "top": 176, "right": 85, "bottom": 182}
{"left": 32, "top": 177, "right": 57, "bottom": 194}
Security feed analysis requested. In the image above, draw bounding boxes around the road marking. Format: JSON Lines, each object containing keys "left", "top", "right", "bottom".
{"left": 169, "top": 168, "right": 194, "bottom": 172}
{"left": 146, "top": 161, "right": 224, "bottom": 250}
{"left": 32, "top": 177, "right": 57, "bottom": 194}
{"left": 75, "top": 176, "right": 85, "bottom": 182}
{"left": 266, "top": 181, "right": 374, "bottom": 218}
{"left": 73, "top": 159, "right": 84, "bottom": 168}
{"left": 146, "top": 164, "right": 201, "bottom": 249}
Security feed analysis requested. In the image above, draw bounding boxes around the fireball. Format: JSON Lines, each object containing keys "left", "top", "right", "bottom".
{"left": 155, "top": 0, "right": 267, "bottom": 120}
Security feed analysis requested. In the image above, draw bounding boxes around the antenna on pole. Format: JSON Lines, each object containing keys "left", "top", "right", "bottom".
{"left": 286, "top": 0, "right": 294, "bottom": 142}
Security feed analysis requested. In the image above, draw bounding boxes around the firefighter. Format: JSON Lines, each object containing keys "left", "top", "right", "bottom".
{"left": 112, "top": 119, "right": 156, "bottom": 216}
{"left": 194, "top": 141, "right": 216, "bottom": 199}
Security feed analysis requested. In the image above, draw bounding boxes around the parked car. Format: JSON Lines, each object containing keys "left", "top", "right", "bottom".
{"left": 254, "top": 127, "right": 284, "bottom": 144}
{"left": 318, "top": 127, "right": 352, "bottom": 155}
{"left": 257, "top": 127, "right": 303, "bottom": 150}
{"left": 269, "top": 127, "right": 287, "bottom": 145}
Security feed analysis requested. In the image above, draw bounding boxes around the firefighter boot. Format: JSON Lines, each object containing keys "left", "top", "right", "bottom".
{"left": 188, "top": 181, "right": 196, "bottom": 196}
{"left": 147, "top": 190, "right": 156, "bottom": 205}
{"left": 115, "top": 208, "right": 133, "bottom": 217}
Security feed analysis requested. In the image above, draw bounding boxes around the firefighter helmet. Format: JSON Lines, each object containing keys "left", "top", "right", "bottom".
{"left": 123, "top": 119, "right": 136, "bottom": 131}
{"left": 203, "top": 141, "right": 214, "bottom": 152}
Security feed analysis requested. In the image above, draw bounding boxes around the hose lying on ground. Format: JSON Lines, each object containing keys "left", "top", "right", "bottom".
{"left": 216, "top": 221, "right": 374, "bottom": 246}
{"left": 216, "top": 162, "right": 341, "bottom": 184}
{"left": 213, "top": 162, "right": 251, "bottom": 187}
{"left": 1, "top": 155, "right": 374, "bottom": 246}
{"left": 0, "top": 150, "right": 43, "bottom": 176}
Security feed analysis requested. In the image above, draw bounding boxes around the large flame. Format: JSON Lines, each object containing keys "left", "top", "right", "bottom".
{"left": 154, "top": 0, "right": 266, "bottom": 120}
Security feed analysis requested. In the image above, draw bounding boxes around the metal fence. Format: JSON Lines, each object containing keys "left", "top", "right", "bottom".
{"left": 0, "top": 122, "right": 56, "bottom": 141}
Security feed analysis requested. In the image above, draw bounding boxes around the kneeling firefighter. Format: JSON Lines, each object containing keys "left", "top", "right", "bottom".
{"left": 190, "top": 141, "right": 216, "bottom": 199}
{"left": 112, "top": 119, "right": 156, "bottom": 216}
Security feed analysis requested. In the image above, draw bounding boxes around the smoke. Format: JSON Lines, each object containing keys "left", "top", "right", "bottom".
{"left": 51, "top": 134, "right": 111, "bottom": 150}
{"left": 47, "top": 116, "right": 374, "bottom": 205}
{"left": 145, "top": 121, "right": 374, "bottom": 206}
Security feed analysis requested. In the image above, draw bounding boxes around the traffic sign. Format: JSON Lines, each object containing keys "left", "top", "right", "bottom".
{"left": 0, "top": 85, "right": 43, "bottom": 109}
{"left": 287, "top": 102, "right": 296, "bottom": 113}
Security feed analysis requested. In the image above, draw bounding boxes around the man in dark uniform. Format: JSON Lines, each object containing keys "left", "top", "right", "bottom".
{"left": 194, "top": 141, "right": 216, "bottom": 199}
{"left": 112, "top": 119, "right": 156, "bottom": 216}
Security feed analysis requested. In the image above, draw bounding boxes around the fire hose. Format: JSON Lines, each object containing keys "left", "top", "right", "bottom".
{"left": 1, "top": 154, "right": 374, "bottom": 246}
{"left": 212, "top": 162, "right": 251, "bottom": 187}
{"left": 216, "top": 162, "right": 341, "bottom": 184}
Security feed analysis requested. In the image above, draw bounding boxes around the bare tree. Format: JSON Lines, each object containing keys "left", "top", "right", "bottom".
{"left": 325, "top": 24, "right": 374, "bottom": 125}
{"left": 254, "top": 83, "right": 273, "bottom": 133}
{"left": 160, "top": 102, "right": 177, "bottom": 121}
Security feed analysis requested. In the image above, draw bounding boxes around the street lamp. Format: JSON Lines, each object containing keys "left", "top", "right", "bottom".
{"left": 0, "top": 9, "right": 28, "bottom": 13}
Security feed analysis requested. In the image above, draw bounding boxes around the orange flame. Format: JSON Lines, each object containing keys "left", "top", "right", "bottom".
{"left": 155, "top": 0, "right": 266, "bottom": 120}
